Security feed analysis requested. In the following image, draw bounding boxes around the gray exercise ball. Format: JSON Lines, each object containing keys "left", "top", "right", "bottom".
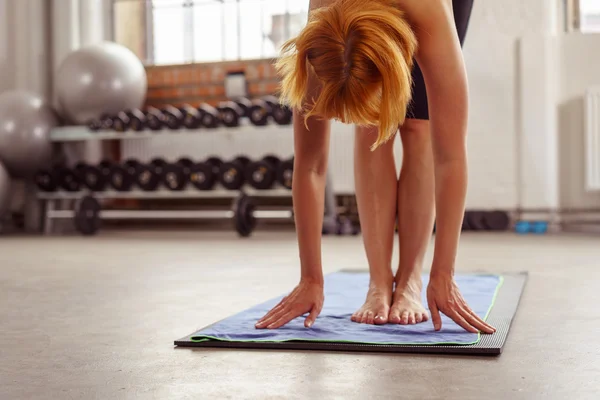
{"left": 0, "top": 161, "right": 11, "bottom": 218}
{"left": 0, "top": 90, "right": 58, "bottom": 178}
{"left": 55, "top": 42, "right": 147, "bottom": 124}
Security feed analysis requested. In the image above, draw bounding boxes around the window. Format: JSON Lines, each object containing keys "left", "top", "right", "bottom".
{"left": 579, "top": 0, "right": 600, "bottom": 33}
{"left": 112, "top": 0, "right": 309, "bottom": 65}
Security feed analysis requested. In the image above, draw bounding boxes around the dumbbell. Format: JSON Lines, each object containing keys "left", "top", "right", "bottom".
{"left": 135, "top": 160, "right": 163, "bottom": 192}
{"left": 248, "top": 99, "right": 271, "bottom": 126}
{"left": 35, "top": 168, "right": 59, "bottom": 192}
{"left": 145, "top": 107, "right": 167, "bottom": 131}
{"left": 127, "top": 109, "right": 147, "bottom": 132}
{"left": 88, "top": 113, "right": 114, "bottom": 131}
{"left": 261, "top": 96, "right": 292, "bottom": 125}
{"left": 77, "top": 162, "right": 109, "bottom": 192}
{"left": 108, "top": 159, "right": 140, "bottom": 192}
{"left": 161, "top": 158, "right": 194, "bottom": 191}
{"left": 161, "top": 105, "right": 185, "bottom": 130}
{"left": 245, "top": 155, "right": 281, "bottom": 190}
{"left": 233, "top": 97, "right": 252, "bottom": 119}
{"left": 180, "top": 104, "right": 203, "bottom": 129}
{"left": 219, "top": 156, "right": 252, "bottom": 190}
{"left": 217, "top": 101, "right": 244, "bottom": 128}
{"left": 277, "top": 157, "right": 294, "bottom": 189}
{"left": 112, "top": 111, "right": 132, "bottom": 132}
{"left": 188, "top": 156, "right": 222, "bottom": 191}
{"left": 55, "top": 166, "right": 81, "bottom": 192}
{"left": 198, "top": 104, "right": 221, "bottom": 129}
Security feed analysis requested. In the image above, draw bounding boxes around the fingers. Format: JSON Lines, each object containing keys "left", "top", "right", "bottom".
{"left": 305, "top": 304, "right": 322, "bottom": 328}
{"left": 458, "top": 306, "right": 496, "bottom": 334}
{"left": 256, "top": 302, "right": 285, "bottom": 325}
{"left": 429, "top": 301, "right": 442, "bottom": 331}
{"left": 446, "top": 309, "right": 479, "bottom": 333}
{"left": 267, "top": 311, "right": 298, "bottom": 329}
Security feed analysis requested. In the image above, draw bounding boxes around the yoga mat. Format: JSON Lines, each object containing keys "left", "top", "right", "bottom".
{"left": 176, "top": 272, "right": 526, "bottom": 354}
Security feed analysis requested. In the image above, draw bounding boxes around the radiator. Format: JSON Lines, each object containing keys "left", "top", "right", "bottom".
{"left": 585, "top": 86, "right": 600, "bottom": 191}
{"left": 121, "top": 121, "right": 403, "bottom": 195}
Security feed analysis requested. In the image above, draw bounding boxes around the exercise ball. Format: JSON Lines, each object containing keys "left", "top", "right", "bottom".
{"left": 0, "top": 90, "right": 58, "bottom": 178}
{"left": 0, "top": 161, "right": 11, "bottom": 218}
{"left": 55, "top": 42, "right": 147, "bottom": 125}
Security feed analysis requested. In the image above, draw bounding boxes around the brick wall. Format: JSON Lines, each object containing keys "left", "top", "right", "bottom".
{"left": 145, "top": 59, "right": 281, "bottom": 108}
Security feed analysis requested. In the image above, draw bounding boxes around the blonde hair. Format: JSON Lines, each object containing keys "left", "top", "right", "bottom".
{"left": 276, "top": 0, "right": 418, "bottom": 150}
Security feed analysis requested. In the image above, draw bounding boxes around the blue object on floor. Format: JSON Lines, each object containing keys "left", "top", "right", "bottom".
{"left": 515, "top": 221, "right": 531, "bottom": 234}
{"left": 531, "top": 221, "right": 548, "bottom": 234}
{"left": 190, "top": 272, "right": 502, "bottom": 346}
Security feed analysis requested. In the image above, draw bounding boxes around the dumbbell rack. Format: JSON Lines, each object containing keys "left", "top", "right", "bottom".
{"left": 39, "top": 124, "right": 340, "bottom": 236}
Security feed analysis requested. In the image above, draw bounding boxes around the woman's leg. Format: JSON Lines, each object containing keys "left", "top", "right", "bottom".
{"left": 351, "top": 125, "right": 398, "bottom": 325}
{"left": 389, "top": 118, "right": 435, "bottom": 325}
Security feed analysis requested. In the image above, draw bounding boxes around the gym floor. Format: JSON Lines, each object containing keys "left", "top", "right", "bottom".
{"left": 1, "top": 230, "right": 598, "bottom": 399}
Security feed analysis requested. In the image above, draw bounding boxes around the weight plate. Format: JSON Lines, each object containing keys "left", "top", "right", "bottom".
{"left": 162, "top": 163, "right": 187, "bottom": 191}
{"left": 246, "top": 160, "right": 276, "bottom": 190}
{"left": 205, "top": 156, "right": 223, "bottom": 173}
{"left": 82, "top": 166, "right": 107, "bottom": 192}
{"left": 233, "top": 194, "right": 256, "bottom": 237}
{"left": 136, "top": 164, "right": 160, "bottom": 191}
{"left": 35, "top": 169, "right": 58, "bottom": 192}
{"left": 74, "top": 196, "right": 101, "bottom": 235}
{"left": 189, "top": 162, "right": 216, "bottom": 190}
{"left": 272, "top": 104, "right": 293, "bottom": 125}
{"left": 219, "top": 162, "right": 245, "bottom": 190}
{"left": 249, "top": 104, "right": 269, "bottom": 126}
{"left": 109, "top": 165, "right": 134, "bottom": 191}
{"left": 482, "top": 211, "right": 510, "bottom": 231}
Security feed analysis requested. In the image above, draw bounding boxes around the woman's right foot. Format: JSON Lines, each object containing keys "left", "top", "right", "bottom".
{"left": 351, "top": 279, "right": 393, "bottom": 325}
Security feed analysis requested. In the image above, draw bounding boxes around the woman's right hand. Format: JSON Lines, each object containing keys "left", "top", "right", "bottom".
{"left": 255, "top": 279, "right": 324, "bottom": 329}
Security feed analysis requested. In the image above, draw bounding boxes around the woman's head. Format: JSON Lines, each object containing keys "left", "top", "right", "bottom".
{"left": 276, "top": 0, "right": 417, "bottom": 150}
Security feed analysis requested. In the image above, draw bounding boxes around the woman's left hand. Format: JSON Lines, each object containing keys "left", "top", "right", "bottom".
{"left": 426, "top": 273, "right": 496, "bottom": 334}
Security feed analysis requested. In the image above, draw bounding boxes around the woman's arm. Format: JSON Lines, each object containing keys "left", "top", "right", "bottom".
{"left": 409, "top": 0, "right": 496, "bottom": 333}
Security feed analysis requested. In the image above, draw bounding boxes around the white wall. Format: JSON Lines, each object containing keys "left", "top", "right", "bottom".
{"left": 559, "top": 33, "right": 600, "bottom": 209}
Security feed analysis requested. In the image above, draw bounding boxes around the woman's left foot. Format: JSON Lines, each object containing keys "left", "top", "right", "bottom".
{"left": 389, "top": 274, "right": 429, "bottom": 324}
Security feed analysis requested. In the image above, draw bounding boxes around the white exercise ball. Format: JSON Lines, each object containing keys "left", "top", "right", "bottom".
{"left": 55, "top": 42, "right": 148, "bottom": 125}
{"left": 0, "top": 90, "right": 58, "bottom": 178}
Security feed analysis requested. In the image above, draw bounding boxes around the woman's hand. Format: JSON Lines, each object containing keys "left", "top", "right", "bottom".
{"left": 426, "top": 274, "right": 496, "bottom": 334}
{"left": 255, "top": 279, "right": 324, "bottom": 329}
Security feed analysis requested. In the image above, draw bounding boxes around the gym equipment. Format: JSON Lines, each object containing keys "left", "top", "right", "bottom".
{"left": 248, "top": 99, "right": 271, "bottom": 126}
{"left": 112, "top": 111, "right": 131, "bottom": 132}
{"left": 206, "top": 156, "right": 223, "bottom": 173}
{"left": 81, "top": 164, "right": 107, "bottom": 192}
{"left": 531, "top": 221, "right": 548, "bottom": 234}
{"left": 0, "top": 161, "right": 11, "bottom": 217}
{"left": 180, "top": 105, "right": 202, "bottom": 129}
{"left": 219, "top": 156, "right": 251, "bottom": 190}
{"left": 233, "top": 194, "right": 257, "bottom": 237}
{"left": 262, "top": 95, "right": 293, "bottom": 125}
{"left": 176, "top": 271, "right": 527, "bottom": 356}
{"left": 88, "top": 118, "right": 103, "bottom": 131}
{"left": 135, "top": 163, "right": 161, "bottom": 191}
{"left": 276, "top": 157, "right": 294, "bottom": 189}
{"left": 162, "top": 105, "right": 184, "bottom": 130}
{"left": 128, "top": 109, "right": 147, "bottom": 131}
{"left": 245, "top": 155, "right": 280, "bottom": 190}
{"left": 162, "top": 162, "right": 187, "bottom": 191}
{"left": 0, "top": 90, "right": 58, "bottom": 178}
{"left": 336, "top": 216, "right": 360, "bottom": 235}
{"left": 233, "top": 97, "right": 252, "bottom": 118}
{"left": 218, "top": 101, "right": 244, "bottom": 128}
{"left": 145, "top": 107, "right": 166, "bottom": 131}
{"left": 74, "top": 195, "right": 101, "bottom": 235}
{"left": 35, "top": 169, "right": 59, "bottom": 192}
{"left": 56, "top": 166, "right": 81, "bottom": 192}
{"left": 466, "top": 211, "right": 486, "bottom": 231}
{"left": 55, "top": 42, "right": 147, "bottom": 125}
{"left": 198, "top": 104, "right": 220, "bottom": 128}
{"left": 189, "top": 161, "right": 216, "bottom": 190}
{"left": 515, "top": 221, "right": 530, "bottom": 234}
{"left": 482, "top": 211, "right": 510, "bottom": 231}
{"left": 109, "top": 162, "right": 136, "bottom": 192}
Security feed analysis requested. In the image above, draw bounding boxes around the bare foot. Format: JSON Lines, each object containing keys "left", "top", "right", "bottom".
{"left": 351, "top": 279, "right": 393, "bottom": 325}
{"left": 389, "top": 273, "right": 429, "bottom": 325}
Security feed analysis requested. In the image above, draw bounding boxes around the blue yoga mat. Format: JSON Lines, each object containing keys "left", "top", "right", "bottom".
{"left": 191, "top": 272, "right": 503, "bottom": 345}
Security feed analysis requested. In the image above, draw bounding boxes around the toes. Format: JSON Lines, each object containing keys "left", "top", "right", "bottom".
{"left": 352, "top": 311, "right": 362, "bottom": 323}
{"left": 360, "top": 311, "right": 369, "bottom": 324}
{"left": 415, "top": 313, "right": 423, "bottom": 323}
{"left": 351, "top": 312, "right": 359, "bottom": 322}
{"left": 374, "top": 311, "right": 388, "bottom": 325}
{"left": 408, "top": 312, "right": 416, "bottom": 324}
{"left": 388, "top": 308, "right": 401, "bottom": 324}
{"left": 366, "top": 311, "right": 375, "bottom": 325}
{"left": 421, "top": 312, "right": 429, "bottom": 322}
{"left": 400, "top": 311, "right": 409, "bottom": 325}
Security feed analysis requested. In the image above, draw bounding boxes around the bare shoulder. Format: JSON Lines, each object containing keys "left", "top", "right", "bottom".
{"left": 396, "top": 0, "right": 455, "bottom": 44}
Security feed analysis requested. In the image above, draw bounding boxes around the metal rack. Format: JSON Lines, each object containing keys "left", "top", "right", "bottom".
{"left": 40, "top": 125, "right": 340, "bottom": 235}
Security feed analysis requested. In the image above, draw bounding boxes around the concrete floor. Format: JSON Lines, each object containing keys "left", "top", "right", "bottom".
{"left": 0, "top": 230, "right": 599, "bottom": 400}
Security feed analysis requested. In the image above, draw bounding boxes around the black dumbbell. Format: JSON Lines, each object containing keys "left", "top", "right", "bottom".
{"left": 219, "top": 156, "right": 252, "bottom": 190}
{"left": 80, "top": 163, "right": 108, "bottom": 192}
{"left": 87, "top": 118, "right": 103, "bottom": 132}
{"left": 276, "top": 157, "right": 294, "bottom": 189}
{"left": 99, "top": 113, "right": 115, "bottom": 130}
{"left": 162, "top": 163, "right": 187, "bottom": 191}
{"left": 180, "top": 105, "right": 203, "bottom": 129}
{"left": 198, "top": 104, "right": 220, "bottom": 129}
{"left": 109, "top": 159, "right": 141, "bottom": 192}
{"left": 206, "top": 156, "right": 223, "bottom": 174}
{"left": 189, "top": 161, "right": 216, "bottom": 191}
{"left": 233, "top": 97, "right": 252, "bottom": 119}
{"left": 56, "top": 166, "right": 81, "bottom": 192}
{"left": 218, "top": 101, "right": 244, "bottom": 128}
{"left": 135, "top": 163, "right": 161, "bottom": 191}
{"left": 245, "top": 155, "right": 281, "bottom": 190}
{"left": 35, "top": 169, "right": 59, "bottom": 192}
{"left": 161, "top": 105, "right": 184, "bottom": 130}
{"left": 248, "top": 99, "right": 271, "bottom": 126}
{"left": 262, "top": 96, "right": 292, "bottom": 125}
{"left": 145, "top": 107, "right": 166, "bottom": 131}
{"left": 127, "top": 109, "right": 147, "bottom": 132}
{"left": 112, "top": 111, "right": 131, "bottom": 133}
